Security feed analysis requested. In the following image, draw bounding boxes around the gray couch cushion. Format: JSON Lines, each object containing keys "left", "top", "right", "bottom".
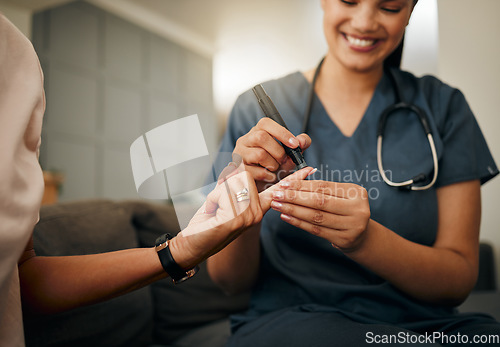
{"left": 24, "top": 200, "right": 154, "bottom": 347}
{"left": 31, "top": 199, "right": 139, "bottom": 255}
{"left": 24, "top": 199, "right": 251, "bottom": 346}
{"left": 459, "top": 291, "right": 500, "bottom": 322}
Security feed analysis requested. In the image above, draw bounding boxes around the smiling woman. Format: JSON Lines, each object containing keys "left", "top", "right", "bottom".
{"left": 321, "top": 0, "right": 415, "bottom": 74}
{"left": 207, "top": 0, "right": 500, "bottom": 345}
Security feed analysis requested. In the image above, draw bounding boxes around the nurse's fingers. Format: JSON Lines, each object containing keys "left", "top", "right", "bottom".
{"left": 259, "top": 166, "right": 317, "bottom": 212}
{"left": 271, "top": 189, "right": 354, "bottom": 216}
{"left": 235, "top": 118, "right": 301, "bottom": 171}
{"left": 295, "top": 133, "right": 312, "bottom": 151}
{"left": 235, "top": 129, "right": 286, "bottom": 172}
{"left": 277, "top": 180, "right": 368, "bottom": 200}
{"left": 271, "top": 201, "right": 354, "bottom": 230}
{"left": 255, "top": 117, "right": 301, "bottom": 150}
{"left": 270, "top": 197, "right": 368, "bottom": 231}
{"left": 276, "top": 212, "right": 365, "bottom": 253}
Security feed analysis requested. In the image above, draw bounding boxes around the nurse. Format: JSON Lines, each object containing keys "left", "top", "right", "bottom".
{"left": 207, "top": 0, "right": 500, "bottom": 346}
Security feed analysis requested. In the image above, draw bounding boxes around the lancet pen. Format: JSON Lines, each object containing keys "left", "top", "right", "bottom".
{"left": 252, "top": 84, "right": 308, "bottom": 170}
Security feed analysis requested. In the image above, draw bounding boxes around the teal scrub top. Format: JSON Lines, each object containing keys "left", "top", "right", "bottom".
{"left": 213, "top": 68, "right": 498, "bottom": 328}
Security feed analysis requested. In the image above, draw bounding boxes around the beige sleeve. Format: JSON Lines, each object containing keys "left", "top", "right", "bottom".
{"left": 0, "top": 13, "right": 46, "bottom": 343}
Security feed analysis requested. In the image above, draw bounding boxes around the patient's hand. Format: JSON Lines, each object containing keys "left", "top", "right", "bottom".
{"left": 169, "top": 162, "right": 315, "bottom": 269}
{"left": 168, "top": 161, "right": 261, "bottom": 269}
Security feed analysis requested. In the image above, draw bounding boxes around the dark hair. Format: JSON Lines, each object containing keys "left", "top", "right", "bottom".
{"left": 383, "top": 35, "right": 405, "bottom": 69}
{"left": 383, "top": 0, "right": 418, "bottom": 69}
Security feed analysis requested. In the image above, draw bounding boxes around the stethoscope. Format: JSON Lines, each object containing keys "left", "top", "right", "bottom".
{"left": 302, "top": 57, "right": 438, "bottom": 191}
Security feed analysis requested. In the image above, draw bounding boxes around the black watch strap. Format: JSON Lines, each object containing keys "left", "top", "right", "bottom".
{"left": 155, "top": 233, "right": 198, "bottom": 284}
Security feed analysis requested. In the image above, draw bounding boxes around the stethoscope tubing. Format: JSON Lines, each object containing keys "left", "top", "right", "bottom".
{"left": 303, "top": 56, "right": 438, "bottom": 191}
{"left": 377, "top": 133, "right": 438, "bottom": 191}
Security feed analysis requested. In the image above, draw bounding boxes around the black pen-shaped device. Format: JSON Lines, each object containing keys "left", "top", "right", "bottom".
{"left": 252, "top": 84, "right": 307, "bottom": 170}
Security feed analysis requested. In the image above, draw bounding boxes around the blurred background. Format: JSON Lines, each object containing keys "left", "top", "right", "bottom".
{"left": 0, "top": 0, "right": 499, "bottom": 281}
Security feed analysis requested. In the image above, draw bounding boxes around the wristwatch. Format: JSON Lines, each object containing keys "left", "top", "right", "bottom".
{"left": 155, "top": 233, "right": 199, "bottom": 284}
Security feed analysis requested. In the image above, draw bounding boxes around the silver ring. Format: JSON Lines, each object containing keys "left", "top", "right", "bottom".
{"left": 235, "top": 188, "right": 249, "bottom": 202}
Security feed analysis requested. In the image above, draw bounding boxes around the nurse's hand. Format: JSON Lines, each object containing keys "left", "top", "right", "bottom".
{"left": 269, "top": 180, "right": 371, "bottom": 252}
{"left": 234, "top": 118, "right": 311, "bottom": 192}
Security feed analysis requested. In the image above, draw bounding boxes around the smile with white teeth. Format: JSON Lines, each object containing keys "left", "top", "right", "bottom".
{"left": 345, "top": 34, "right": 376, "bottom": 47}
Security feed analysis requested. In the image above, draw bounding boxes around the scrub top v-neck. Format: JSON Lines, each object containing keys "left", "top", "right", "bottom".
{"left": 305, "top": 72, "right": 378, "bottom": 140}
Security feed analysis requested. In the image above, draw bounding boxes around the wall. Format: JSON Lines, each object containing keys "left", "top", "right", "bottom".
{"left": 212, "top": 0, "right": 326, "bottom": 132}
{"left": 33, "top": 1, "right": 215, "bottom": 202}
{"left": 438, "top": 0, "right": 500, "bottom": 283}
{"left": 401, "top": 0, "right": 438, "bottom": 76}
{"left": 0, "top": 1, "right": 31, "bottom": 38}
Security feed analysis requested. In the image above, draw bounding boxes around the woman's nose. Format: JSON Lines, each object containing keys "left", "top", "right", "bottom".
{"left": 351, "top": 7, "right": 378, "bottom": 33}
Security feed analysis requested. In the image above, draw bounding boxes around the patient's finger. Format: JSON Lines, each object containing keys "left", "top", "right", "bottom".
{"left": 223, "top": 172, "right": 251, "bottom": 217}
{"left": 259, "top": 166, "right": 316, "bottom": 212}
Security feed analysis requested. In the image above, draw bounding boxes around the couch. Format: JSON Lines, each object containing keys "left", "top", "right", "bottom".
{"left": 23, "top": 199, "right": 500, "bottom": 346}
{"left": 24, "top": 199, "right": 250, "bottom": 347}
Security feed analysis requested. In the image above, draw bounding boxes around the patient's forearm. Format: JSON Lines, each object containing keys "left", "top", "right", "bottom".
{"left": 19, "top": 247, "right": 166, "bottom": 314}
